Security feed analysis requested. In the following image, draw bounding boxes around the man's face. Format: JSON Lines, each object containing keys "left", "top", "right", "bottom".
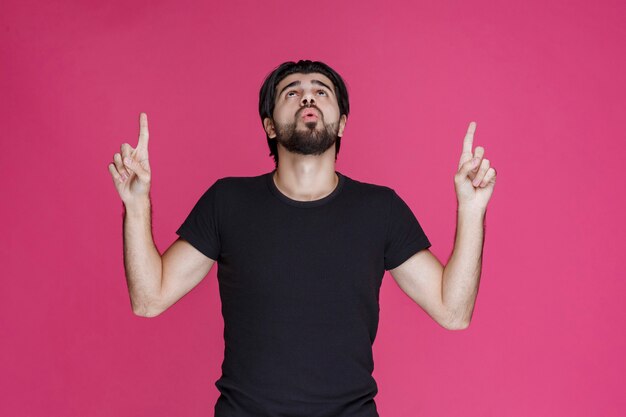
{"left": 264, "top": 72, "right": 347, "bottom": 156}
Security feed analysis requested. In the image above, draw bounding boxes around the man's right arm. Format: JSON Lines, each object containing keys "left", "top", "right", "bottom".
{"left": 124, "top": 198, "right": 216, "bottom": 317}
{"left": 108, "top": 113, "right": 215, "bottom": 317}
{"left": 111, "top": 113, "right": 215, "bottom": 317}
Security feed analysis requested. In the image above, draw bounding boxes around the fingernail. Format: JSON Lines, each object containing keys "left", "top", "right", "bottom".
{"left": 124, "top": 157, "right": 131, "bottom": 165}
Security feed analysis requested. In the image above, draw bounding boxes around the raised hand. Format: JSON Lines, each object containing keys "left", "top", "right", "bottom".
{"left": 108, "top": 112, "right": 152, "bottom": 206}
{"left": 454, "top": 122, "right": 497, "bottom": 211}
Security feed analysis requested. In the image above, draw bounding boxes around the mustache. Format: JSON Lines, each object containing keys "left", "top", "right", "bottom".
{"left": 296, "top": 105, "right": 322, "bottom": 118}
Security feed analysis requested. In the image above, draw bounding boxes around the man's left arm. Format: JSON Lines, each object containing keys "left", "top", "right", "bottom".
{"left": 390, "top": 122, "right": 496, "bottom": 330}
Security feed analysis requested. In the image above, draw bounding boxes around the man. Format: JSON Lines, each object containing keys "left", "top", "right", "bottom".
{"left": 108, "top": 60, "right": 497, "bottom": 417}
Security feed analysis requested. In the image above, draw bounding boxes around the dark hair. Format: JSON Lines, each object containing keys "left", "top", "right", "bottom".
{"left": 258, "top": 60, "right": 350, "bottom": 168}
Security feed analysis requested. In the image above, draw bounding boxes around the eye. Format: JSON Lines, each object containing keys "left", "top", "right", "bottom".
{"left": 317, "top": 90, "right": 328, "bottom": 96}
{"left": 286, "top": 91, "right": 298, "bottom": 97}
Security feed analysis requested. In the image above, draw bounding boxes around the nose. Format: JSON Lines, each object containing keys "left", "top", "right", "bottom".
{"left": 301, "top": 92, "right": 315, "bottom": 107}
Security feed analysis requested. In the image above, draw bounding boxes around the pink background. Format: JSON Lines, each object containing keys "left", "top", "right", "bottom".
{"left": 1, "top": 0, "right": 624, "bottom": 416}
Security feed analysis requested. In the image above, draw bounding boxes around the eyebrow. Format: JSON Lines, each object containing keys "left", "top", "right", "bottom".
{"left": 278, "top": 79, "right": 334, "bottom": 97}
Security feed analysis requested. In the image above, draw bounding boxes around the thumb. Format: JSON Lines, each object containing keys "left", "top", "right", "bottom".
{"left": 459, "top": 157, "right": 481, "bottom": 177}
{"left": 124, "top": 157, "right": 151, "bottom": 183}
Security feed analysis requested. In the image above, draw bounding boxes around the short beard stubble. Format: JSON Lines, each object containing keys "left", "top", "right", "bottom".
{"left": 273, "top": 117, "right": 340, "bottom": 156}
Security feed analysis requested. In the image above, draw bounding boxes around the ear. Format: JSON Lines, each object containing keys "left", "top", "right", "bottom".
{"left": 263, "top": 117, "right": 277, "bottom": 139}
{"left": 337, "top": 114, "right": 347, "bottom": 137}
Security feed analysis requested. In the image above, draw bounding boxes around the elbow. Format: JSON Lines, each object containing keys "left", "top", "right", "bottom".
{"left": 133, "top": 308, "right": 162, "bottom": 318}
{"left": 440, "top": 306, "right": 471, "bottom": 330}
{"left": 440, "top": 309, "right": 470, "bottom": 330}
{"left": 442, "top": 319, "right": 470, "bottom": 331}
{"left": 131, "top": 299, "right": 164, "bottom": 318}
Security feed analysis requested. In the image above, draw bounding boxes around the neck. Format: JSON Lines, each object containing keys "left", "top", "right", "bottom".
{"left": 273, "top": 146, "right": 338, "bottom": 201}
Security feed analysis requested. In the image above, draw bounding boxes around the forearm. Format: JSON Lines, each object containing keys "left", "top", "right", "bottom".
{"left": 123, "top": 197, "right": 163, "bottom": 316}
{"left": 442, "top": 206, "right": 486, "bottom": 328}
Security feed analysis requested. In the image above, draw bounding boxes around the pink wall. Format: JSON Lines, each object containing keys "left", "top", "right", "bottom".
{"left": 1, "top": 0, "right": 624, "bottom": 416}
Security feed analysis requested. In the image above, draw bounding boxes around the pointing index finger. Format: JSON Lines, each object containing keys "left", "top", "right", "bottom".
{"left": 462, "top": 121, "right": 476, "bottom": 156}
{"left": 137, "top": 112, "right": 149, "bottom": 151}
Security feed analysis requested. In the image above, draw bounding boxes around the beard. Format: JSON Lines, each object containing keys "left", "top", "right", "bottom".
{"left": 273, "top": 115, "right": 340, "bottom": 156}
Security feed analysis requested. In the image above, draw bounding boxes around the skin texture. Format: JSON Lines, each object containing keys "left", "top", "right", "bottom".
{"left": 390, "top": 122, "right": 496, "bottom": 330}
{"left": 109, "top": 73, "right": 497, "bottom": 323}
{"left": 263, "top": 72, "right": 347, "bottom": 202}
{"left": 109, "top": 113, "right": 216, "bottom": 317}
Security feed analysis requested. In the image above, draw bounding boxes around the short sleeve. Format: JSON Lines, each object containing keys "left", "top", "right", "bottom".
{"left": 384, "top": 190, "right": 431, "bottom": 270}
{"left": 175, "top": 180, "right": 221, "bottom": 261}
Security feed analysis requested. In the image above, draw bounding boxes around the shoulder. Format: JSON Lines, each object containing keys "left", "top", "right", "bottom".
{"left": 341, "top": 173, "right": 396, "bottom": 201}
{"left": 210, "top": 172, "right": 267, "bottom": 191}
{"left": 190, "top": 173, "right": 266, "bottom": 202}
{"left": 206, "top": 173, "right": 269, "bottom": 205}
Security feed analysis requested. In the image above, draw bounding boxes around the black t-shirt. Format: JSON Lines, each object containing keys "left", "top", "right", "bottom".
{"left": 176, "top": 170, "right": 431, "bottom": 417}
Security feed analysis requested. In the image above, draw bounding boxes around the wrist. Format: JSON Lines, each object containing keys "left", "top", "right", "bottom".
{"left": 124, "top": 197, "right": 151, "bottom": 216}
{"left": 456, "top": 204, "right": 486, "bottom": 217}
